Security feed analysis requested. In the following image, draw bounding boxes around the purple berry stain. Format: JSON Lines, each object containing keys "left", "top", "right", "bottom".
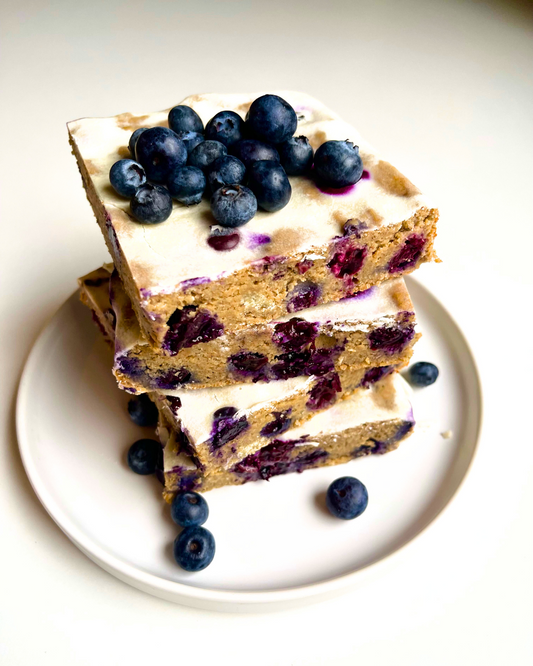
{"left": 272, "top": 318, "right": 319, "bottom": 351}
{"left": 359, "top": 365, "right": 394, "bottom": 388}
{"left": 327, "top": 240, "right": 367, "bottom": 278}
{"left": 388, "top": 234, "right": 426, "bottom": 273}
{"left": 317, "top": 170, "right": 370, "bottom": 195}
{"left": 154, "top": 368, "right": 192, "bottom": 389}
{"left": 260, "top": 409, "right": 292, "bottom": 438}
{"left": 286, "top": 281, "right": 321, "bottom": 312}
{"left": 247, "top": 232, "right": 271, "bottom": 249}
{"left": 306, "top": 372, "right": 342, "bottom": 410}
{"left": 163, "top": 306, "right": 224, "bottom": 355}
{"left": 209, "top": 406, "right": 249, "bottom": 451}
{"left": 228, "top": 351, "right": 269, "bottom": 381}
{"left": 232, "top": 439, "right": 327, "bottom": 481}
{"left": 368, "top": 324, "right": 415, "bottom": 354}
{"left": 208, "top": 231, "right": 240, "bottom": 251}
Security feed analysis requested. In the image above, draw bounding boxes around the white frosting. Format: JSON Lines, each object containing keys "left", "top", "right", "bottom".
{"left": 68, "top": 91, "right": 431, "bottom": 297}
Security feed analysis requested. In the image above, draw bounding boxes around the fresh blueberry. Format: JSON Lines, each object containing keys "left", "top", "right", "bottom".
{"left": 130, "top": 184, "right": 173, "bottom": 224}
{"left": 173, "top": 525, "right": 215, "bottom": 572}
{"left": 167, "top": 166, "right": 206, "bottom": 205}
{"left": 127, "top": 394, "right": 158, "bottom": 427}
{"left": 246, "top": 94, "right": 297, "bottom": 144}
{"left": 127, "top": 439, "right": 161, "bottom": 475}
{"left": 326, "top": 476, "right": 368, "bottom": 520}
{"left": 207, "top": 155, "right": 246, "bottom": 193}
{"left": 211, "top": 185, "right": 257, "bottom": 227}
{"left": 408, "top": 361, "right": 439, "bottom": 387}
{"left": 247, "top": 160, "right": 291, "bottom": 212}
{"left": 231, "top": 139, "right": 280, "bottom": 169}
{"left": 205, "top": 110, "right": 245, "bottom": 148}
{"left": 135, "top": 127, "right": 187, "bottom": 183}
{"left": 170, "top": 491, "right": 209, "bottom": 527}
{"left": 168, "top": 105, "right": 204, "bottom": 134}
{"left": 314, "top": 140, "right": 364, "bottom": 189}
{"left": 188, "top": 140, "right": 227, "bottom": 172}
{"left": 129, "top": 128, "right": 147, "bottom": 158}
{"left": 109, "top": 159, "right": 146, "bottom": 197}
{"left": 278, "top": 136, "right": 314, "bottom": 175}
{"left": 172, "top": 130, "right": 205, "bottom": 154}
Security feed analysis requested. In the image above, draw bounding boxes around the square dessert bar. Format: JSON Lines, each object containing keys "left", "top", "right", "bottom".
{"left": 79, "top": 266, "right": 419, "bottom": 393}
{"left": 68, "top": 91, "right": 439, "bottom": 350}
{"left": 158, "top": 372, "right": 415, "bottom": 500}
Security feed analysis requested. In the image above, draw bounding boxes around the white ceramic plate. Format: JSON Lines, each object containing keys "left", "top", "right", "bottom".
{"left": 17, "top": 276, "right": 481, "bottom": 611}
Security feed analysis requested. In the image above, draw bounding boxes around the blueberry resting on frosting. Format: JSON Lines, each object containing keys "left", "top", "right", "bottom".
{"left": 128, "top": 127, "right": 147, "bottom": 158}
{"left": 109, "top": 159, "right": 146, "bottom": 197}
{"left": 314, "top": 140, "right": 364, "bottom": 189}
{"left": 168, "top": 104, "right": 204, "bottom": 134}
{"left": 167, "top": 166, "right": 206, "bottom": 205}
{"left": 135, "top": 127, "right": 187, "bottom": 183}
{"left": 188, "top": 140, "right": 227, "bottom": 172}
{"left": 205, "top": 110, "right": 245, "bottom": 148}
{"left": 172, "top": 130, "right": 205, "bottom": 155}
{"left": 278, "top": 136, "right": 314, "bottom": 175}
{"left": 246, "top": 94, "right": 298, "bottom": 144}
{"left": 247, "top": 160, "right": 291, "bottom": 212}
{"left": 207, "top": 155, "right": 246, "bottom": 193}
{"left": 130, "top": 183, "right": 173, "bottom": 224}
{"left": 210, "top": 185, "right": 257, "bottom": 228}
{"left": 231, "top": 139, "right": 280, "bottom": 170}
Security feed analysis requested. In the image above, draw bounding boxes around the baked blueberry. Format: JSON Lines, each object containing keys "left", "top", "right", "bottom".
{"left": 246, "top": 94, "right": 297, "bottom": 144}
{"left": 188, "top": 140, "right": 227, "bottom": 172}
{"left": 170, "top": 491, "right": 209, "bottom": 527}
{"left": 172, "top": 130, "right": 205, "bottom": 154}
{"left": 207, "top": 155, "right": 246, "bottom": 193}
{"left": 314, "top": 140, "right": 364, "bottom": 189}
{"left": 278, "top": 136, "right": 314, "bottom": 175}
{"left": 173, "top": 526, "right": 215, "bottom": 572}
{"left": 326, "top": 476, "right": 368, "bottom": 519}
{"left": 127, "top": 439, "right": 161, "bottom": 475}
{"left": 168, "top": 105, "right": 204, "bottom": 134}
{"left": 167, "top": 166, "right": 206, "bottom": 205}
{"left": 205, "top": 110, "right": 245, "bottom": 148}
{"left": 129, "top": 128, "right": 147, "bottom": 158}
{"left": 231, "top": 139, "right": 280, "bottom": 169}
{"left": 130, "top": 183, "right": 173, "bottom": 224}
{"left": 127, "top": 394, "right": 158, "bottom": 427}
{"left": 135, "top": 127, "right": 187, "bottom": 183}
{"left": 211, "top": 185, "right": 257, "bottom": 227}
{"left": 247, "top": 160, "right": 291, "bottom": 212}
{"left": 109, "top": 159, "right": 146, "bottom": 197}
{"left": 408, "top": 361, "right": 439, "bottom": 387}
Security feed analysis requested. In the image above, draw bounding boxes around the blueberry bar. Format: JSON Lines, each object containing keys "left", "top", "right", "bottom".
{"left": 158, "top": 372, "right": 415, "bottom": 499}
{"left": 68, "top": 91, "right": 439, "bottom": 349}
{"left": 79, "top": 266, "right": 419, "bottom": 393}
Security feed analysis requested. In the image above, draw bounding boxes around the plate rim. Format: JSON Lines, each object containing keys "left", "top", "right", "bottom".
{"left": 16, "top": 276, "right": 483, "bottom": 610}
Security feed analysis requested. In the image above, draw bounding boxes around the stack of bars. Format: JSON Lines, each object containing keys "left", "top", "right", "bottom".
{"left": 70, "top": 91, "right": 439, "bottom": 502}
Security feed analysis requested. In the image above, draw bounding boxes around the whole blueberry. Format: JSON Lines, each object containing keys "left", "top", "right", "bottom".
{"left": 231, "top": 139, "right": 279, "bottom": 169}
{"left": 314, "top": 140, "right": 364, "bottom": 189}
{"left": 167, "top": 166, "right": 206, "bottom": 205}
{"left": 173, "top": 526, "right": 215, "bottom": 571}
{"left": 136, "top": 127, "right": 187, "bottom": 183}
{"left": 127, "top": 394, "right": 158, "bottom": 427}
{"left": 207, "top": 155, "right": 246, "bottom": 193}
{"left": 172, "top": 130, "right": 205, "bottom": 154}
{"left": 168, "top": 105, "right": 204, "bottom": 134}
{"left": 130, "top": 184, "right": 173, "bottom": 224}
{"left": 247, "top": 160, "right": 291, "bottom": 212}
{"left": 408, "top": 361, "right": 439, "bottom": 387}
{"left": 109, "top": 159, "right": 147, "bottom": 198}
{"left": 188, "top": 140, "right": 227, "bottom": 172}
{"left": 211, "top": 185, "right": 257, "bottom": 227}
{"left": 246, "top": 94, "right": 297, "bottom": 144}
{"left": 127, "top": 439, "right": 161, "bottom": 475}
{"left": 129, "top": 128, "right": 147, "bottom": 158}
{"left": 170, "top": 491, "right": 209, "bottom": 527}
{"left": 326, "top": 476, "right": 368, "bottom": 520}
{"left": 278, "top": 136, "right": 314, "bottom": 175}
{"left": 205, "top": 110, "right": 245, "bottom": 148}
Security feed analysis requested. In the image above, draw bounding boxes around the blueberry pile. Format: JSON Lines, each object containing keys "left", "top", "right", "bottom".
{"left": 109, "top": 94, "right": 365, "bottom": 228}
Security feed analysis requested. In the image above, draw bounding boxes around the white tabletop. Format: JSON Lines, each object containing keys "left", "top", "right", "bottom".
{"left": 1, "top": 0, "right": 532, "bottom": 663}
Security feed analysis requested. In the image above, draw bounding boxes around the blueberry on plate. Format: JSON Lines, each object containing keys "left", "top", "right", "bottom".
{"left": 130, "top": 183, "right": 173, "bottom": 224}
{"left": 109, "top": 159, "right": 146, "bottom": 198}
{"left": 171, "top": 491, "right": 209, "bottom": 527}
{"left": 188, "top": 140, "right": 227, "bottom": 171}
{"left": 278, "top": 136, "right": 314, "bottom": 175}
{"left": 408, "top": 361, "right": 439, "bottom": 387}
{"left": 247, "top": 160, "right": 291, "bottom": 212}
{"left": 168, "top": 105, "right": 204, "bottom": 134}
{"left": 127, "top": 394, "right": 158, "bottom": 427}
{"left": 205, "top": 110, "right": 245, "bottom": 148}
{"left": 211, "top": 185, "right": 257, "bottom": 228}
{"left": 246, "top": 94, "right": 297, "bottom": 144}
{"left": 314, "top": 140, "right": 364, "bottom": 189}
{"left": 135, "top": 127, "right": 187, "bottom": 183}
{"left": 129, "top": 128, "right": 147, "bottom": 158}
{"left": 172, "top": 130, "right": 204, "bottom": 154}
{"left": 231, "top": 139, "right": 279, "bottom": 169}
{"left": 127, "top": 438, "right": 161, "bottom": 475}
{"left": 167, "top": 166, "right": 206, "bottom": 205}
{"left": 207, "top": 155, "right": 246, "bottom": 193}
{"left": 326, "top": 476, "right": 368, "bottom": 520}
{"left": 173, "top": 525, "right": 215, "bottom": 572}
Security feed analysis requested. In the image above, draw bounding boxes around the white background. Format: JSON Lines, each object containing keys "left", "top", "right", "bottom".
{"left": 1, "top": 0, "right": 532, "bottom": 663}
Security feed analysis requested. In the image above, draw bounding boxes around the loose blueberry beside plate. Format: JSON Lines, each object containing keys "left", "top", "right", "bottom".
{"left": 171, "top": 491, "right": 209, "bottom": 528}
{"left": 314, "top": 140, "right": 364, "bottom": 189}
{"left": 130, "top": 183, "right": 173, "bottom": 224}
{"left": 246, "top": 94, "right": 297, "bottom": 144}
{"left": 207, "top": 155, "right": 246, "bottom": 193}
{"left": 168, "top": 104, "right": 204, "bottom": 134}
{"left": 109, "top": 159, "right": 146, "bottom": 198}
{"left": 173, "top": 526, "right": 216, "bottom": 571}
{"left": 326, "top": 476, "right": 368, "bottom": 520}
{"left": 129, "top": 128, "right": 147, "bottom": 158}
{"left": 247, "top": 160, "right": 291, "bottom": 212}
{"left": 188, "top": 140, "right": 228, "bottom": 172}
{"left": 278, "top": 136, "right": 314, "bottom": 175}
{"left": 127, "top": 439, "right": 161, "bottom": 475}
{"left": 127, "top": 394, "right": 158, "bottom": 427}
{"left": 135, "top": 127, "right": 188, "bottom": 183}
{"left": 211, "top": 185, "right": 257, "bottom": 227}
{"left": 167, "top": 166, "right": 206, "bottom": 205}
{"left": 231, "top": 139, "right": 280, "bottom": 169}
{"left": 205, "top": 110, "right": 245, "bottom": 148}
{"left": 408, "top": 361, "right": 439, "bottom": 387}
